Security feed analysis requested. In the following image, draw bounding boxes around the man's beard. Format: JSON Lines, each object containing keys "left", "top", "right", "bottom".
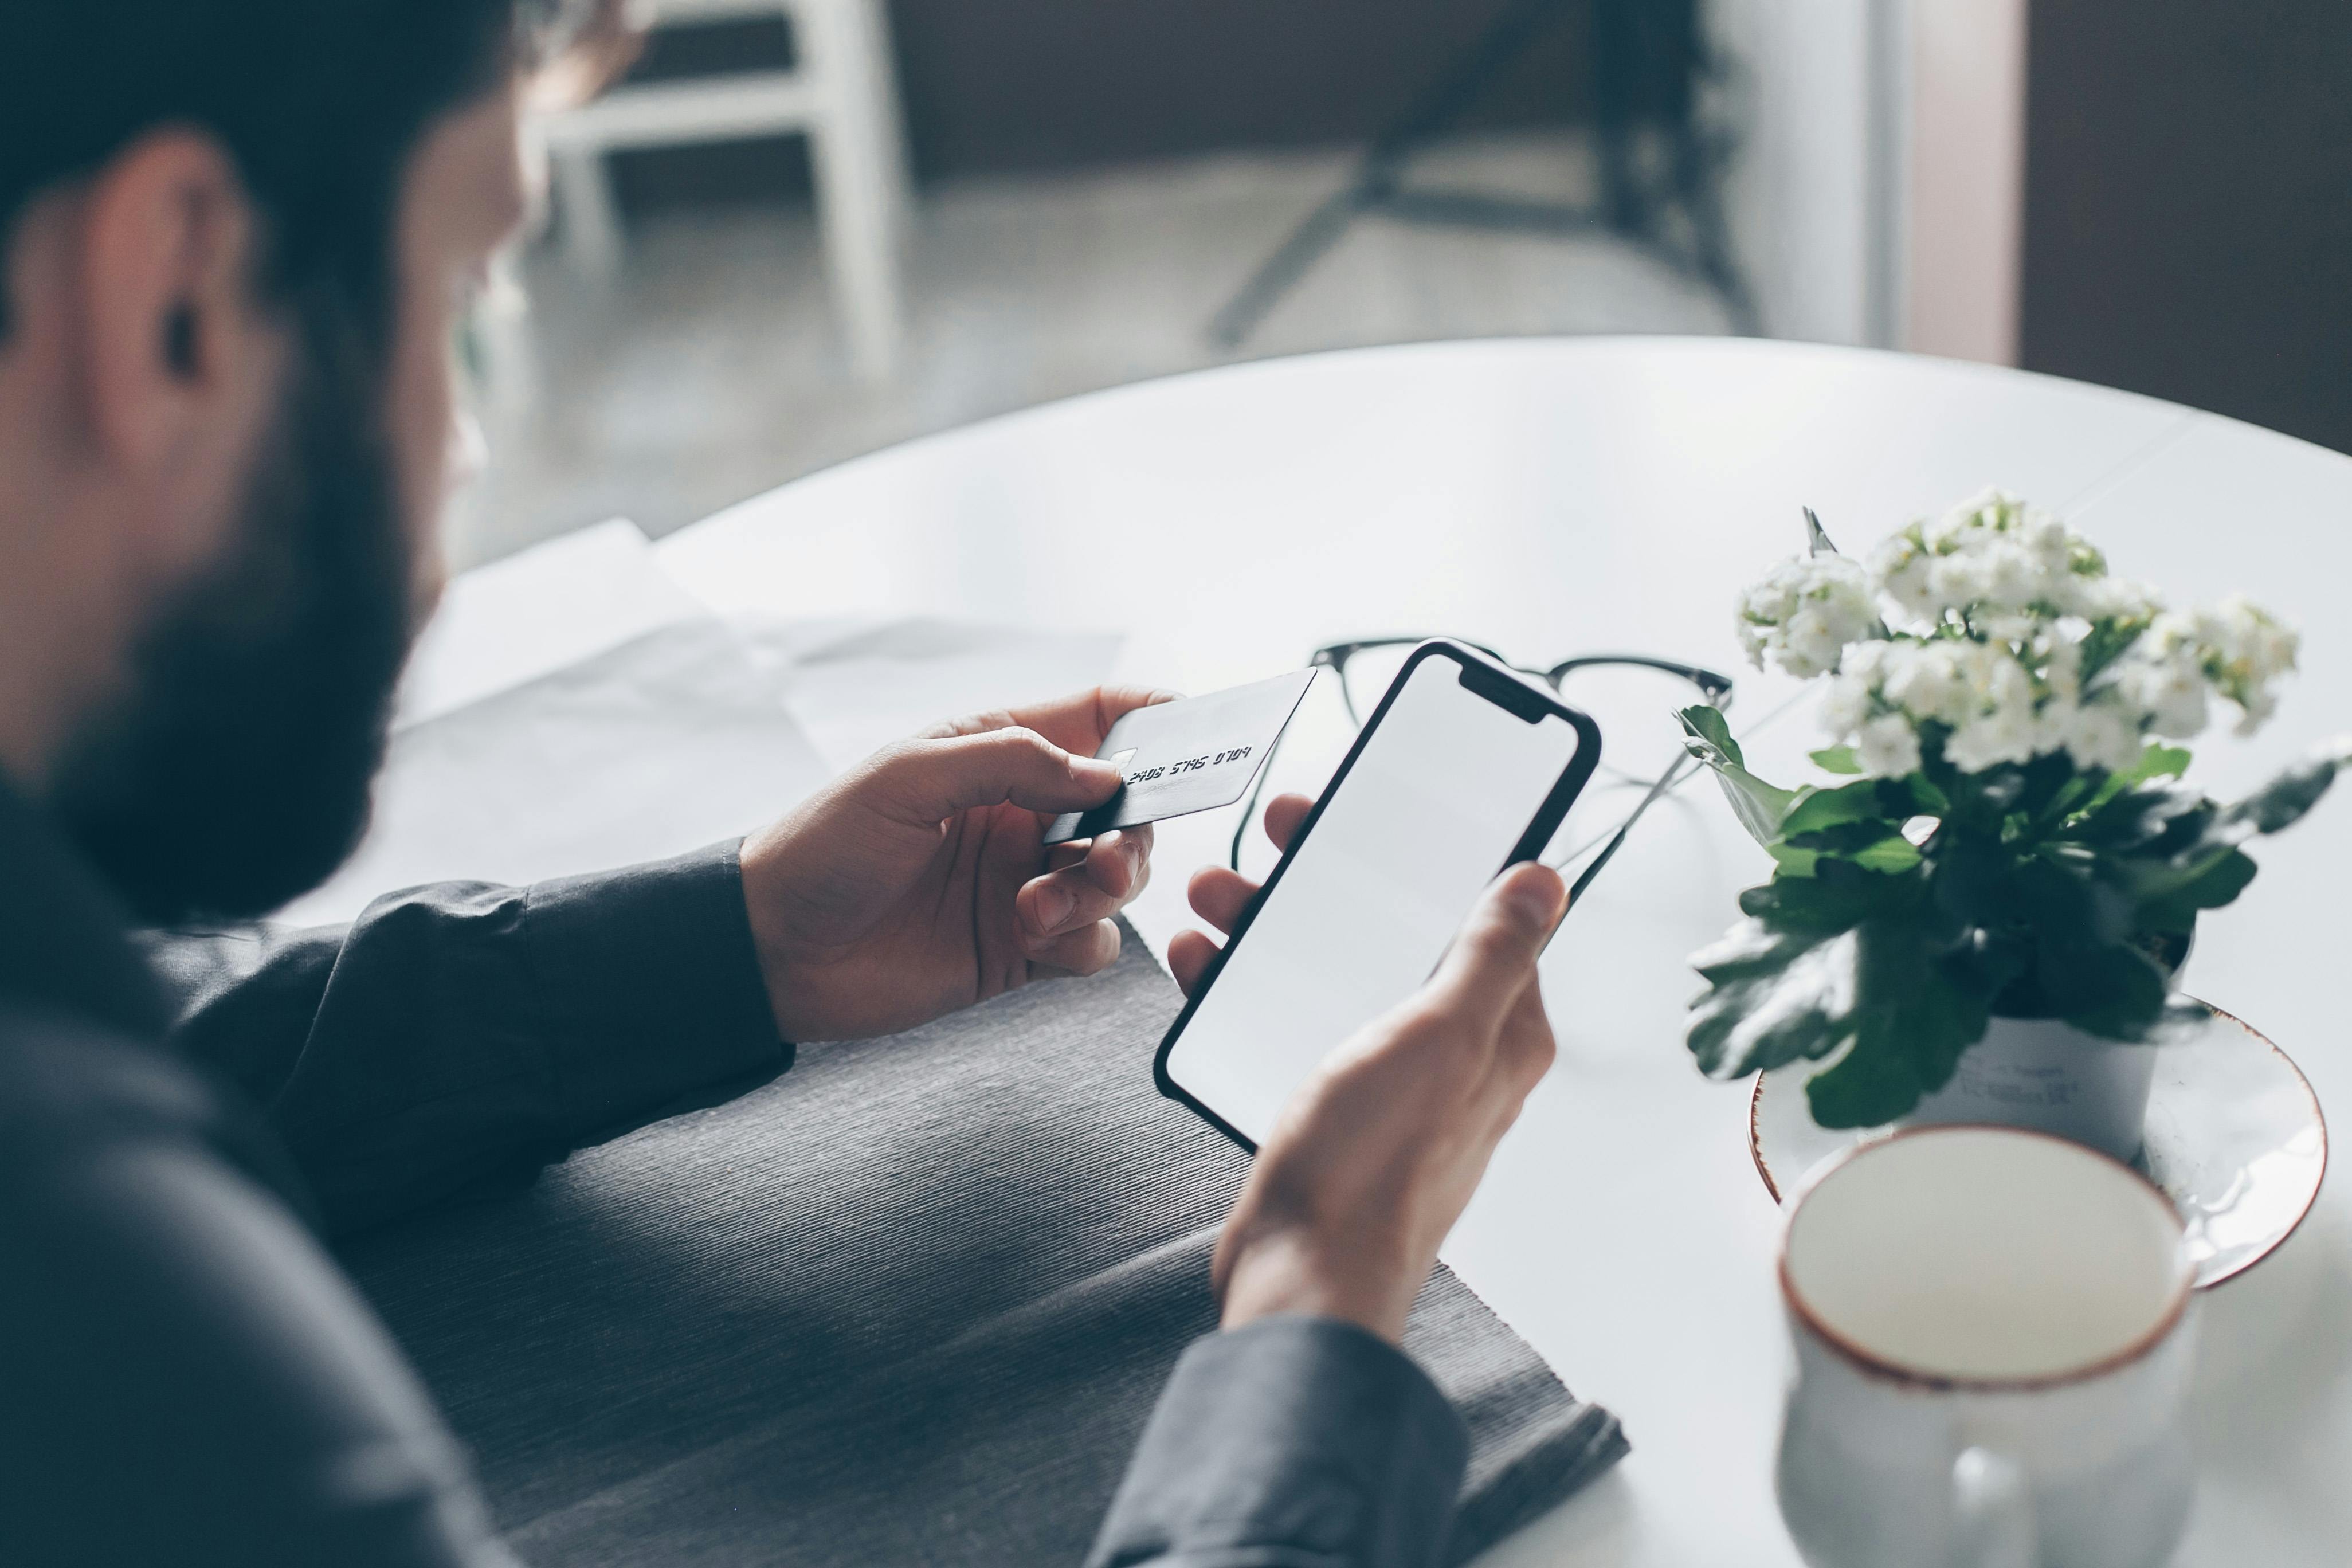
{"left": 50, "top": 291, "right": 420, "bottom": 924}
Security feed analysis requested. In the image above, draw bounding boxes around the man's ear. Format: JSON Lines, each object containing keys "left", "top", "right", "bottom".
{"left": 75, "top": 131, "right": 273, "bottom": 476}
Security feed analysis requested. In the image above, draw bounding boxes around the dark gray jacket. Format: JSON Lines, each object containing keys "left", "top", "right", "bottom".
{"left": 0, "top": 778, "right": 1465, "bottom": 1566}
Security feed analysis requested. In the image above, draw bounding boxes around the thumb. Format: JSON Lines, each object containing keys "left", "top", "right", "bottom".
{"left": 875, "top": 727, "right": 1124, "bottom": 822}
{"left": 1422, "top": 862, "right": 1566, "bottom": 1033}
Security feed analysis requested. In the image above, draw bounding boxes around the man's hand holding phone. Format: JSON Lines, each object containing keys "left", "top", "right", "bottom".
{"left": 1173, "top": 796, "right": 1567, "bottom": 1346}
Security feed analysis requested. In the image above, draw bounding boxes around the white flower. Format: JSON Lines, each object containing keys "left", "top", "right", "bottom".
{"left": 1974, "top": 610, "right": 2040, "bottom": 644}
{"left": 1868, "top": 491, "right": 2126, "bottom": 632}
{"left": 1820, "top": 672, "right": 1874, "bottom": 738}
{"left": 2040, "top": 634, "right": 2084, "bottom": 703}
{"left": 1856, "top": 714, "right": 1922, "bottom": 778}
{"left": 1979, "top": 542, "right": 2044, "bottom": 609}
{"left": 1872, "top": 526, "right": 1941, "bottom": 624}
{"left": 2196, "top": 594, "right": 2299, "bottom": 733}
{"left": 2068, "top": 574, "right": 2162, "bottom": 624}
{"left": 2047, "top": 695, "right": 2143, "bottom": 774}
{"left": 1927, "top": 551, "right": 1993, "bottom": 612}
{"left": 1940, "top": 653, "right": 2040, "bottom": 772}
{"left": 1778, "top": 606, "right": 1844, "bottom": 677}
{"left": 1736, "top": 554, "right": 1878, "bottom": 677}
{"left": 2020, "top": 509, "right": 2075, "bottom": 573}
{"left": 1880, "top": 641, "right": 1979, "bottom": 728}
{"left": 1742, "top": 492, "right": 2300, "bottom": 782}
{"left": 1946, "top": 710, "right": 2035, "bottom": 773}
{"left": 2111, "top": 640, "right": 2209, "bottom": 739}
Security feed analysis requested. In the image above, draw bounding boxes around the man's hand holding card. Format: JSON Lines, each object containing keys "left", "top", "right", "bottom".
{"left": 1043, "top": 670, "right": 1316, "bottom": 846}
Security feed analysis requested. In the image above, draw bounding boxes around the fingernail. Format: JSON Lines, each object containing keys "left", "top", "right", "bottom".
{"left": 1503, "top": 865, "right": 1565, "bottom": 926}
{"left": 1034, "top": 881, "right": 1076, "bottom": 934}
{"left": 1072, "top": 755, "right": 1123, "bottom": 791}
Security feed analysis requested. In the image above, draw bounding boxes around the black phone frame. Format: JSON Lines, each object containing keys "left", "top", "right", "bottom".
{"left": 1151, "top": 638, "right": 1603, "bottom": 1151}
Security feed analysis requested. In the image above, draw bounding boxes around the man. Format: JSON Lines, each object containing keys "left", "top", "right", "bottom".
{"left": 0, "top": 5, "right": 1569, "bottom": 1565}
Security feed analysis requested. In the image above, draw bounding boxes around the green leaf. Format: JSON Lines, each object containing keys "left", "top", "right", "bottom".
{"left": 1810, "top": 745, "right": 1864, "bottom": 775}
{"left": 2090, "top": 745, "right": 2344, "bottom": 908}
{"left": 1800, "top": 914, "right": 1996, "bottom": 1127}
{"left": 1695, "top": 867, "right": 2011, "bottom": 1122}
{"left": 2014, "top": 846, "right": 2135, "bottom": 948}
{"left": 2124, "top": 742, "right": 2193, "bottom": 786}
{"left": 2014, "top": 750, "right": 2087, "bottom": 821}
{"left": 2077, "top": 614, "right": 2153, "bottom": 687}
{"left": 1887, "top": 771, "right": 1951, "bottom": 817}
{"left": 1782, "top": 821, "right": 1925, "bottom": 876}
{"left": 1691, "top": 917, "right": 1829, "bottom": 985}
{"left": 2044, "top": 746, "right": 2181, "bottom": 830}
{"left": 2074, "top": 781, "right": 2213, "bottom": 856}
{"left": 1779, "top": 778, "right": 1893, "bottom": 842}
{"left": 1806, "top": 921, "right": 1994, "bottom": 1128}
{"left": 2138, "top": 848, "right": 2257, "bottom": 934}
{"left": 1849, "top": 834, "right": 1923, "bottom": 873}
{"left": 1679, "top": 705, "right": 1800, "bottom": 846}
{"left": 2041, "top": 942, "right": 2170, "bottom": 1040}
{"left": 1680, "top": 703, "right": 1747, "bottom": 766}
{"left": 1739, "top": 858, "right": 1920, "bottom": 930}
{"left": 1928, "top": 825, "right": 2018, "bottom": 930}
{"left": 1687, "top": 924, "right": 1857, "bottom": 1077}
{"left": 2224, "top": 750, "right": 2345, "bottom": 835}
{"left": 1803, "top": 1036, "right": 1926, "bottom": 1128}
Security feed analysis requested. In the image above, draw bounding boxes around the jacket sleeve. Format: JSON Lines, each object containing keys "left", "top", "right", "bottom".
{"left": 1, "top": 1100, "right": 527, "bottom": 1568}
{"left": 1087, "top": 1317, "right": 1470, "bottom": 1568}
{"left": 140, "top": 841, "right": 790, "bottom": 1237}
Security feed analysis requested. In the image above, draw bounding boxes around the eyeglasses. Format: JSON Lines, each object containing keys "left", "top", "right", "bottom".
{"left": 1230, "top": 637, "right": 1736, "bottom": 904}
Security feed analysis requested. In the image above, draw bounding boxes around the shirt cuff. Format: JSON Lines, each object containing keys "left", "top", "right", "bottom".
{"left": 1088, "top": 1316, "right": 1470, "bottom": 1568}
{"left": 523, "top": 839, "right": 790, "bottom": 1140}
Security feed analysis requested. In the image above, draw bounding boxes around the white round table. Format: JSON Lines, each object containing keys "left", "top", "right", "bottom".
{"left": 657, "top": 337, "right": 2352, "bottom": 1566}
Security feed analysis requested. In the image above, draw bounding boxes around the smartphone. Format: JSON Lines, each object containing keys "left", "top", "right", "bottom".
{"left": 1155, "top": 639, "right": 1600, "bottom": 1149}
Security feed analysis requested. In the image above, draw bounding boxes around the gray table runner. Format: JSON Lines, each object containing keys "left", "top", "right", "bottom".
{"left": 343, "top": 926, "right": 1626, "bottom": 1565}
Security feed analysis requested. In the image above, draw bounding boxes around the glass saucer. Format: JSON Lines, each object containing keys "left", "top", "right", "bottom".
{"left": 1749, "top": 1001, "right": 2327, "bottom": 1288}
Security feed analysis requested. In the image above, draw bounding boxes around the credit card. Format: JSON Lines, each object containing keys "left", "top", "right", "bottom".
{"left": 1043, "top": 669, "right": 1318, "bottom": 845}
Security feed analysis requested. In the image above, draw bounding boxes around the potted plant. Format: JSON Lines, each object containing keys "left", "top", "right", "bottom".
{"left": 1678, "top": 492, "right": 2346, "bottom": 1160}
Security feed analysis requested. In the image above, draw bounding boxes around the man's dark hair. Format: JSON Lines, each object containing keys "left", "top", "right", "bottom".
{"left": 1, "top": 1, "right": 562, "bottom": 348}
{"left": 15, "top": 1, "right": 593, "bottom": 923}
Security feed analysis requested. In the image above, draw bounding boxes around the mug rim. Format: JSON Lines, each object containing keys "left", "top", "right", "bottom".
{"left": 1778, "top": 1123, "right": 2194, "bottom": 1394}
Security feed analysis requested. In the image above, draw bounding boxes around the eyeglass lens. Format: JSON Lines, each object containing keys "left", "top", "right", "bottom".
{"left": 1232, "top": 641, "right": 1730, "bottom": 879}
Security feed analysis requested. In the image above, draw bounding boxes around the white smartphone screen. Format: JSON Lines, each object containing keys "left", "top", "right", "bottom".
{"left": 1158, "top": 644, "right": 1597, "bottom": 1147}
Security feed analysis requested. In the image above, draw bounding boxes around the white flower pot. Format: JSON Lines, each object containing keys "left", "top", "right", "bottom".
{"left": 1901, "top": 1014, "right": 2159, "bottom": 1164}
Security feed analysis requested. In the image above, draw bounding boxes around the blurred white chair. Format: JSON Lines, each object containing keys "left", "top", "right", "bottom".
{"left": 534, "top": 0, "right": 911, "bottom": 382}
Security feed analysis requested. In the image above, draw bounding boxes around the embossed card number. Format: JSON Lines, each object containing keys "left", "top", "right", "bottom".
{"left": 1132, "top": 746, "right": 1249, "bottom": 785}
{"left": 1041, "top": 672, "right": 1316, "bottom": 845}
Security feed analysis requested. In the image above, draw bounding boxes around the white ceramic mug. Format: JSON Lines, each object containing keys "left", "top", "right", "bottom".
{"left": 1775, "top": 1126, "right": 2197, "bottom": 1568}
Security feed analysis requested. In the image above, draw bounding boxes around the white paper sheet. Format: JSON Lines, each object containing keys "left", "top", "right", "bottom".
{"left": 397, "top": 519, "right": 704, "bottom": 730}
{"left": 275, "top": 518, "right": 1128, "bottom": 932}
{"left": 278, "top": 617, "right": 833, "bottom": 926}
{"left": 734, "top": 616, "right": 1123, "bottom": 774}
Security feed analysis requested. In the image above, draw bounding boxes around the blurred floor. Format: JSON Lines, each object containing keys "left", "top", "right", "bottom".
{"left": 452, "top": 131, "right": 1734, "bottom": 569}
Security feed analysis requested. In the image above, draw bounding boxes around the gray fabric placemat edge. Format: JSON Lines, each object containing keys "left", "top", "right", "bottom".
{"left": 347, "top": 922, "right": 1628, "bottom": 1565}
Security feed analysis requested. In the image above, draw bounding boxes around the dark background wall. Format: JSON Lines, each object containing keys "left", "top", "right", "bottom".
{"left": 2022, "top": 1, "right": 2352, "bottom": 454}
{"left": 889, "top": 0, "right": 1595, "bottom": 176}
{"left": 616, "top": 0, "right": 1596, "bottom": 208}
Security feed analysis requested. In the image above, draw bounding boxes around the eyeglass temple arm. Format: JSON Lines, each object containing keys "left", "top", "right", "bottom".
{"left": 1546, "top": 653, "right": 1737, "bottom": 704}
{"left": 1558, "top": 749, "right": 1701, "bottom": 904}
